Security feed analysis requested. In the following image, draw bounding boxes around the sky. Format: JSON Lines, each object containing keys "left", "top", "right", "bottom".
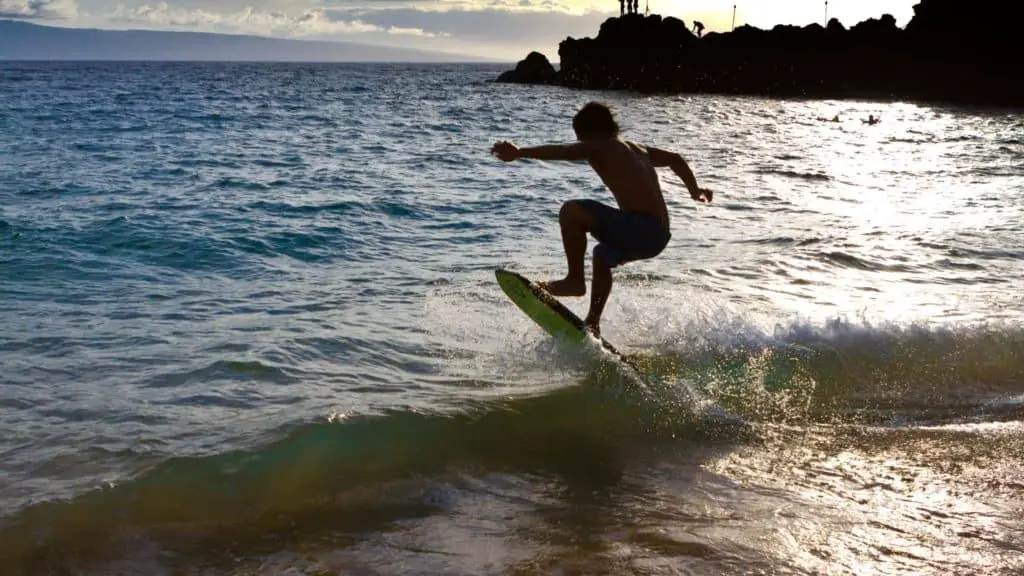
{"left": 0, "top": 0, "right": 921, "bottom": 61}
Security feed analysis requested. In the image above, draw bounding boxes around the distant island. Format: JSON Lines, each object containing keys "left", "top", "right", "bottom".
{"left": 0, "top": 19, "right": 491, "bottom": 63}
{"left": 495, "top": 0, "right": 1020, "bottom": 107}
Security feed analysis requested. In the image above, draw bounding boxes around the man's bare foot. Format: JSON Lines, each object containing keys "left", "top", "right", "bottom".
{"left": 584, "top": 321, "right": 600, "bottom": 339}
{"left": 537, "top": 277, "right": 585, "bottom": 297}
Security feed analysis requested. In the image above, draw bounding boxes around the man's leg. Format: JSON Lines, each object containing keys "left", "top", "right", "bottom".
{"left": 540, "top": 200, "right": 597, "bottom": 297}
{"left": 584, "top": 249, "right": 613, "bottom": 337}
{"left": 580, "top": 210, "right": 661, "bottom": 337}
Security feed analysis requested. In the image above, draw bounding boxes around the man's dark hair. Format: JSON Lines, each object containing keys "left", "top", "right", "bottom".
{"left": 572, "top": 101, "right": 620, "bottom": 139}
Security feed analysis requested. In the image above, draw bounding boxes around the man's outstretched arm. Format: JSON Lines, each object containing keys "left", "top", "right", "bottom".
{"left": 646, "top": 145, "right": 712, "bottom": 202}
{"left": 491, "top": 140, "right": 595, "bottom": 162}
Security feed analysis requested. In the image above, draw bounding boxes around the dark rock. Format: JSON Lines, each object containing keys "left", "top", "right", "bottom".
{"left": 494, "top": 0, "right": 1022, "bottom": 107}
{"left": 495, "top": 51, "right": 558, "bottom": 85}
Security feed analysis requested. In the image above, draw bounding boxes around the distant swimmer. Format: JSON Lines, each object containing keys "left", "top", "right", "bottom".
{"left": 816, "top": 115, "right": 840, "bottom": 122}
{"left": 863, "top": 114, "right": 880, "bottom": 125}
{"left": 490, "top": 101, "right": 713, "bottom": 337}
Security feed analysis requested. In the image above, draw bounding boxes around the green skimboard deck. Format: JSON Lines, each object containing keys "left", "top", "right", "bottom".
{"left": 494, "top": 268, "right": 623, "bottom": 358}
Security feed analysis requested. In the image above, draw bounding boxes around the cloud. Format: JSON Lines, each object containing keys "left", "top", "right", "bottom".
{"left": 0, "top": 0, "right": 78, "bottom": 19}
{"left": 109, "top": 1, "right": 441, "bottom": 37}
{"left": 319, "top": 0, "right": 610, "bottom": 16}
{"left": 387, "top": 25, "right": 447, "bottom": 37}
{"left": 327, "top": 6, "right": 610, "bottom": 42}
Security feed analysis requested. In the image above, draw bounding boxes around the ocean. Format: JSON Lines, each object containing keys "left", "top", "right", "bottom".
{"left": 0, "top": 61, "right": 1022, "bottom": 575}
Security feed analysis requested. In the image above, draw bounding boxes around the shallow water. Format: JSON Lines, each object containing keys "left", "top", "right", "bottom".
{"left": 1, "top": 61, "right": 1023, "bottom": 575}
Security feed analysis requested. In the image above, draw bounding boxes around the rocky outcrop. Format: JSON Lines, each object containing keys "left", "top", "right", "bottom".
{"left": 495, "top": 51, "right": 558, "bottom": 85}
{"left": 495, "top": 0, "right": 1020, "bottom": 107}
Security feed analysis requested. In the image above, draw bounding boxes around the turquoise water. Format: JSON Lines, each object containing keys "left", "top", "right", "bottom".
{"left": 1, "top": 61, "right": 1023, "bottom": 575}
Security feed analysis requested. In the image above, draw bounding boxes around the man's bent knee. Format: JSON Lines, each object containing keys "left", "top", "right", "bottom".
{"left": 559, "top": 200, "right": 582, "bottom": 220}
{"left": 594, "top": 244, "right": 626, "bottom": 269}
{"left": 559, "top": 200, "right": 597, "bottom": 228}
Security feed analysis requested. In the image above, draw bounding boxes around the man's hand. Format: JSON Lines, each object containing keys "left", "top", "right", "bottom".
{"left": 691, "top": 188, "right": 713, "bottom": 203}
{"left": 491, "top": 141, "right": 520, "bottom": 162}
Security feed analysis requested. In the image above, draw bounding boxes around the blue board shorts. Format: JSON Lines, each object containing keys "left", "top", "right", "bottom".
{"left": 575, "top": 199, "right": 671, "bottom": 268}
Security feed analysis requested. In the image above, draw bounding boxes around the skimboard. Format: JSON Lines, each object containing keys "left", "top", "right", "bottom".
{"left": 494, "top": 268, "right": 748, "bottom": 428}
{"left": 494, "top": 268, "right": 623, "bottom": 358}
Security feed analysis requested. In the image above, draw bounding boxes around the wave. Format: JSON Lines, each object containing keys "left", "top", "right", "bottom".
{"left": 736, "top": 235, "right": 822, "bottom": 247}
{"left": 751, "top": 168, "right": 832, "bottom": 181}
{"left": 428, "top": 277, "right": 1024, "bottom": 427}
{"left": 3, "top": 314, "right": 1024, "bottom": 573}
{"left": 814, "top": 250, "right": 910, "bottom": 272}
{"left": 0, "top": 356, "right": 741, "bottom": 574}
{"left": 626, "top": 316, "right": 1024, "bottom": 426}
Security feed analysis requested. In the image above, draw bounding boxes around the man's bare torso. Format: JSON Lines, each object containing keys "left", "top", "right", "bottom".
{"left": 586, "top": 137, "right": 669, "bottom": 230}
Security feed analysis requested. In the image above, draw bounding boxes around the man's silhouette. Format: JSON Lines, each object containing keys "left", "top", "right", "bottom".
{"left": 490, "top": 102, "right": 713, "bottom": 336}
